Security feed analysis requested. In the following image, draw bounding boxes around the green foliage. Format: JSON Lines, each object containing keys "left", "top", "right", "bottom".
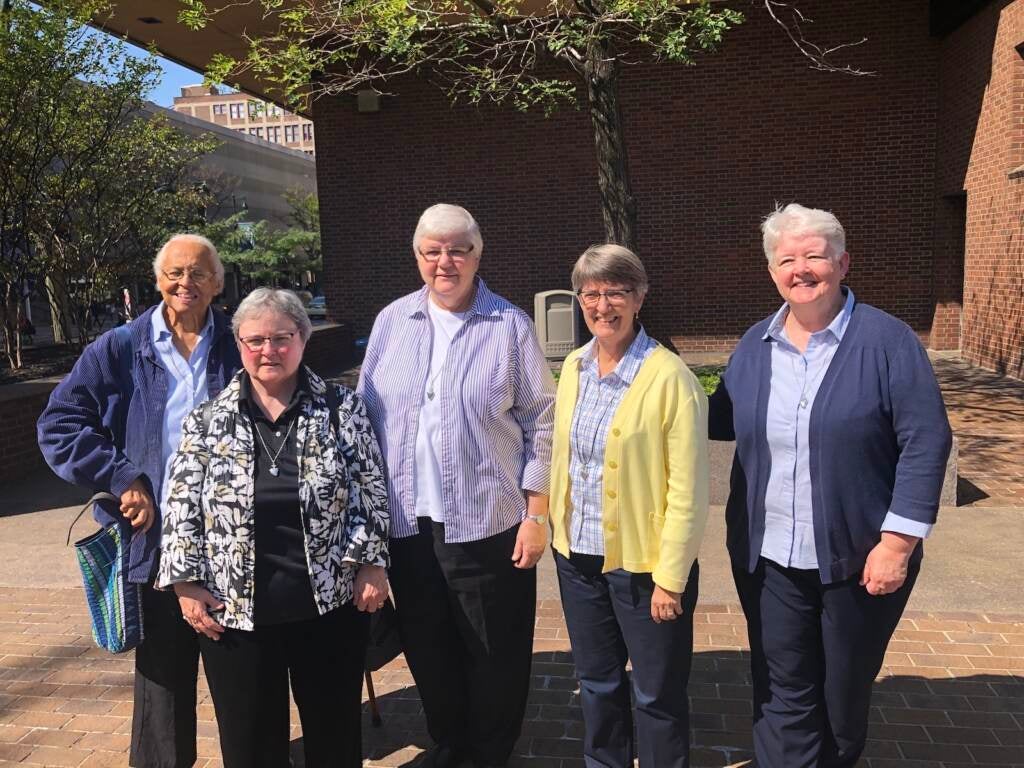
{"left": 691, "top": 364, "right": 723, "bottom": 396}
{"left": 0, "top": 0, "right": 218, "bottom": 356}
{"left": 199, "top": 190, "right": 321, "bottom": 283}
{"left": 180, "top": 0, "right": 744, "bottom": 114}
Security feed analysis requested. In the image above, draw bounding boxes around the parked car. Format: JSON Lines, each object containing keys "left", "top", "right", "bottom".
{"left": 307, "top": 295, "right": 327, "bottom": 319}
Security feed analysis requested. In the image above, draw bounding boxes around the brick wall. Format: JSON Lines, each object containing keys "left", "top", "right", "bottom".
{"left": 303, "top": 322, "right": 353, "bottom": 378}
{"left": 937, "top": 0, "right": 1024, "bottom": 378}
{"left": 315, "top": 0, "right": 948, "bottom": 351}
{"left": 0, "top": 382, "right": 58, "bottom": 488}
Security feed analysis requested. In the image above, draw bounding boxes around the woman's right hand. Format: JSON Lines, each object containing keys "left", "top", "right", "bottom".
{"left": 174, "top": 582, "right": 226, "bottom": 641}
{"left": 120, "top": 478, "right": 155, "bottom": 532}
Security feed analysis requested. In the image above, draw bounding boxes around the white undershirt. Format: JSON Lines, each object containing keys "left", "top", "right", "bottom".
{"left": 414, "top": 300, "right": 469, "bottom": 523}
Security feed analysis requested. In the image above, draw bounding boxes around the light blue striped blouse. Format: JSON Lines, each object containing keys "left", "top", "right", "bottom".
{"left": 357, "top": 279, "right": 556, "bottom": 542}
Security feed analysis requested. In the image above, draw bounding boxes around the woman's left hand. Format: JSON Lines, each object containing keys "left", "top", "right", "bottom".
{"left": 651, "top": 585, "right": 683, "bottom": 624}
{"left": 354, "top": 564, "right": 389, "bottom": 612}
{"left": 860, "top": 532, "right": 917, "bottom": 596}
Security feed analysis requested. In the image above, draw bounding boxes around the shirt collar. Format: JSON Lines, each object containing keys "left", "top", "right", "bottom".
{"left": 579, "top": 326, "right": 653, "bottom": 385}
{"left": 151, "top": 301, "right": 214, "bottom": 344}
{"left": 763, "top": 286, "right": 855, "bottom": 344}
{"left": 240, "top": 367, "right": 311, "bottom": 422}
{"left": 407, "top": 277, "right": 500, "bottom": 320}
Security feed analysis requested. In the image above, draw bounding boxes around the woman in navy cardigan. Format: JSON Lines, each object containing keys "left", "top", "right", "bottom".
{"left": 709, "top": 204, "right": 952, "bottom": 768}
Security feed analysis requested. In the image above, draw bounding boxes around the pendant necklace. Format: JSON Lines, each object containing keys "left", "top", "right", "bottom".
{"left": 572, "top": 376, "right": 618, "bottom": 481}
{"left": 425, "top": 313, "right": 458, "bottom": 401}
{"left": 253, "top": 417, "right": 296, "bottom": 477}
{"left": 790, "top": 345, "right": 835, "bottom": 410}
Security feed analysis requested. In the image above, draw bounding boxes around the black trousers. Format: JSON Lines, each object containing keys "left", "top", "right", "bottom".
{"left": 555, "top": 552, "right": 698, "bottom": 768}
{"left": 130, "top": 584, "right": 200, "bottom": 768}
{"left": 733, "top": 558, "right": 918, "bottom": 768}
{"left": 388, "top": 519, "right": 537, "bottom": 766}
{"left": 198, "top": 605, "right": 369, "bottom": 768}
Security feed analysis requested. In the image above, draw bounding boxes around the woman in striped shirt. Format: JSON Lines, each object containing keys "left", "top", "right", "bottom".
{"left": 548, "top": 244, "right": 710, "bottom": 768}
{"left": 357, "top": 204, "right": 556, "bottom": 768}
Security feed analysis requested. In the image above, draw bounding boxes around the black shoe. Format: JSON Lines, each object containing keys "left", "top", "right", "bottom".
{"left": 418, "top": 744, "right": 467, "bottom": 768}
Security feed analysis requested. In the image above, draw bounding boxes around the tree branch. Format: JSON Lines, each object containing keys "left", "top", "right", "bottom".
{"left": 762, "top": 0, "right": 874, "bottom": 76}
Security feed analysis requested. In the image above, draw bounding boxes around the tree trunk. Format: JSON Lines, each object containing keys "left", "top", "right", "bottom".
{"left": 584, "top": 42, "right": 637, "bottom": 251}
{"left": 45, "top": 272, "right": 70, "bottom": 344}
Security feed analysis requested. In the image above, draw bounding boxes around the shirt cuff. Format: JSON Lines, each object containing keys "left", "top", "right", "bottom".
{"left": 521, "top": 460, "right": 550, "bottom": 496}
{"left": 881, "top": 511, "right": 933, "bottom": 540}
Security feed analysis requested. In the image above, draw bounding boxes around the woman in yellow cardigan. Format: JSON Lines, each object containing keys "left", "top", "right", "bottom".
{"left": 550, "top": 244, "right": 709, "bottom": 768}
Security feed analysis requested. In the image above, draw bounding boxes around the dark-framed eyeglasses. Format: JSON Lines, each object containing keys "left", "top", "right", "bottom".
{"left": 418, "top": 245, "right": 474, "bottom": 263}
{"left": 576, "top": 288, "right": 634, "bottom": 306}
{"left": 238, "top": 332, "right": 298, "bottom": 353}
{"left": 161, "top": 267, "right": 212, "bottom": 284}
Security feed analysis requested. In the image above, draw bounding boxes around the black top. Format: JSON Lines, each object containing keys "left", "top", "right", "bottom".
{"left": 241, "top": 371, "right": 319, "bottom": 626}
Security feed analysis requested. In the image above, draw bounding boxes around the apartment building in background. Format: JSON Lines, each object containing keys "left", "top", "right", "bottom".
{"left": 172, "top": 85, "right": 316, "bottom": 157}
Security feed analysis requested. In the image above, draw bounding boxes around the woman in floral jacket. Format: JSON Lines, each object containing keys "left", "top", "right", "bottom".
{"left": 158, "top": 288, "right": 389, "bottom": 768}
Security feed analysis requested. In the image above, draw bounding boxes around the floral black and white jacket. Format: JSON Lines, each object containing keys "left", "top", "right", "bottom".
{"left": 156, "top": 367, "right": 390, "bottom": 631}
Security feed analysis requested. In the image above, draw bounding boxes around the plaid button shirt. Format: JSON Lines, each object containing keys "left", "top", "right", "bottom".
{"left": 568, "top": 328, "right": 657, "bottom": 555}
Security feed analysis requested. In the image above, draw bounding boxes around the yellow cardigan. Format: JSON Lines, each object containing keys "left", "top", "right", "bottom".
{"left": 550, "top": 345, "right": 710, "bottom": 593}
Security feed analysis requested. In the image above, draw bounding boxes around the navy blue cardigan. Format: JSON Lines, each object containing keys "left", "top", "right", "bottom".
{"left": 708, "top": 300, "right": 952, "bottom": 584}
{"left": 37, "top": 306, "right": 241, "bottom": 583}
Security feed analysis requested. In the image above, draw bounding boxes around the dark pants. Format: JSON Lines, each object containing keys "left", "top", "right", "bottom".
{"left": 733, "top": 558, "right": 918, "bottom": 768}
{"left": 388, "top": 519, "right": 537, "bottom": 766}
{"left": 198, "top": 605, "right": 370, "bottom": 768}
{"left": 555, "top": 551, "right": 698, "bottom": 768}
{"left": 130, "top": 584, "right": 199, "bottom": 768}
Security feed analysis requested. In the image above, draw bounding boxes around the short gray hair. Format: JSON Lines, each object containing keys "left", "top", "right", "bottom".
{"left": 153, "top": 234, "right": 225, "bottom": 284}
{"left": 412, "top": 204, "right": 484, "bottom": 258}
{"left": 761, "top": 203, "right": 846, "bottom": 265}
{"left": 232, "top": 288, "right": 313, "bottom": 342}
{"left": 571, "top": 244, "right": 649, "bottom": 297}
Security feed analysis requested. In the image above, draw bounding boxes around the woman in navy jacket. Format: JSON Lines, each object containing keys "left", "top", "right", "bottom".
{"left": 709, "top": 204, "right": 952, "bottom": 768}
{"left": 37, "top": 235, "right": 240, "bottom": 768}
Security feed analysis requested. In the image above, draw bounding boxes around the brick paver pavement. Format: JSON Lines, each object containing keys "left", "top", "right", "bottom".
{"left": 0, "top": 583, "right": 1021, "bottom": 767}
{"left": 932, "top": 357, "right": 1024, "bottom": 507}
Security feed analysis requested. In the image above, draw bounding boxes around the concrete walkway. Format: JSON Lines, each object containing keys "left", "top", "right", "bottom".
{"left": 0, "top": 353, "right": 1022, "bottom": 766}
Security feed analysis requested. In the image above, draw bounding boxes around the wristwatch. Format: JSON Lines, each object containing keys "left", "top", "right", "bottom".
{"left": 526, "top": 513, "right": 548, "bottom": 526}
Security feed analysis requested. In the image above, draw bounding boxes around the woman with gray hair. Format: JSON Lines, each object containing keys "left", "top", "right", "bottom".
{"left": 358, "top": 203, "right": 555, "bottom": 768}
{"left": 709, "top": 203, "right": 951, "bottom": 767}
{"left": 39, "top": 233, "right": 239, "bottom": 768}
{"left": 547, "top": 244, "right": 710, "bottom": 767}
{"left": 158, "top": 287, "right": 390, "bottom": 768}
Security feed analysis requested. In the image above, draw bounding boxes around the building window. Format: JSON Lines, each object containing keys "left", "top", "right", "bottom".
{"left": 284, "top": 124, "right": 298, "bottom": 142}
{"left": 269, "top": 104, "right": 283, "bottom": 117}
{"left": 304, "top": 150, "right": 315, "bottom": 157}
{"left": 302, "top": 123, "right": 313, "bottom": 141}
{"left": 212, "top": 104, "right": 226, "bottom": 115}
{"left": 229, "top": 102, "right": 244, "bottom": 119}
{"left": 249, "top": 127, "right": 263, "bottom": 138}
{"left": 266, "top": 126, "right": 280, "bottom": 142}
{"left": 248, "top": 100, "right": 265, "bottom": 119}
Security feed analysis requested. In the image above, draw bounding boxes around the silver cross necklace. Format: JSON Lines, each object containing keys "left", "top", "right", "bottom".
{"left": 425, "top": 312, "right": 459, "bottom": 401}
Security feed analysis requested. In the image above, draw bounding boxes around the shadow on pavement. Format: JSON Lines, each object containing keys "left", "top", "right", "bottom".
{"left": 0, "top": 465, "right": 89, "bottom": 518}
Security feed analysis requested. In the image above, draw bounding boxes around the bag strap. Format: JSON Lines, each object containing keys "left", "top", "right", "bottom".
{"left": 66, "top": 492, "right": 120, "bottom": 546}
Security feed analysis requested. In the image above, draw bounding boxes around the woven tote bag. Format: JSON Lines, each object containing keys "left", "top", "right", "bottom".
{"left": 67, "top": 493, "right": 144, "bottom": 654}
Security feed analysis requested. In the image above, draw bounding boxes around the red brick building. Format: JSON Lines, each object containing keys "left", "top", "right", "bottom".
{"left": 307, "top": 0, "right": 1023, "bottom": 376}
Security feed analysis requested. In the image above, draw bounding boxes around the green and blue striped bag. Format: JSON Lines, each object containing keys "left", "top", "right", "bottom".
{"left": 67, "top": 493, "right": 144, "bottom": 654}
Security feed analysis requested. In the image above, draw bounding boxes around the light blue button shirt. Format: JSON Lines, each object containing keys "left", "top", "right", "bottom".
{"left": 152, "top": 303, "right": 214, "bottom": 510}
{"left": 568, "top": 328, "right": 657, "bottom": 556}
{"left": 761, "top": 288, "right": 932, "bottom": 569}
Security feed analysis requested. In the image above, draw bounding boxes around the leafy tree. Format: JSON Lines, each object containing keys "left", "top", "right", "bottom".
{"left": 181, "top": 0, "right": 864, "bottom": 250}
{"left": 0, "top": 0, "right": 217, "bottom": 362}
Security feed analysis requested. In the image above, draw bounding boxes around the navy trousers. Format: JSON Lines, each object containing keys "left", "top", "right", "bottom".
{"left": 733, "top": 558, "right": 918, "bottom": 768}
{"left": 555, "top": 551, "right": 698, "bottom": 768}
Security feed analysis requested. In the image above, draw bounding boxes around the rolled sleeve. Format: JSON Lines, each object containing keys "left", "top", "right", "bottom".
{"left": 512, "top": 317, "right": 556, "bottom": 496}
{"left": 881, "top": 511, "right": 933, "bottom": 539}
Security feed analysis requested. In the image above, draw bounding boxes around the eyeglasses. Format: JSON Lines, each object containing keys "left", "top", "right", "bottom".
{"left": 418, "top": 246, "right": 474, "bottom": 263}
{"left": 161, "top": 268, "right": 212, "bottom": 284}
{"left": 238, "top": 332, "right": 298, "bottom": 353}
{"left": 577, "top": 289, "right": 634, "bottom": 306}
